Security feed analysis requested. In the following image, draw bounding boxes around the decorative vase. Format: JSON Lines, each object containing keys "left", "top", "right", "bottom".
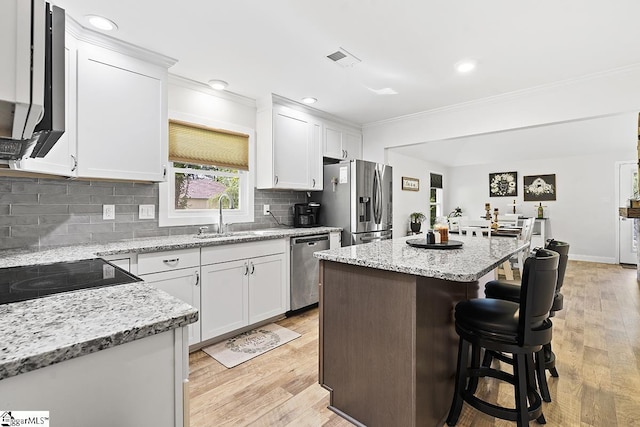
{"left": 410, "top": 222, "right": 422, "bottom": 233}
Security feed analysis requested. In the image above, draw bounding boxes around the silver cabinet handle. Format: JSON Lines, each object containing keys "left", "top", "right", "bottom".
{"left": 274, "top": 175, "right": 279, "bottom": 185}
{"left": 194, "top": 271, "right": 200, "bottom": 286}
{"left": 163, "top": 258, "right": 179, "bottom": 264}
{"left": 250, "top": 261, "right": 255, "bottom": 275}
{"left": 70, "top": 154, "right": 77, "bottom": 172}
{"left": 342, "top": 149, "right": 347, "bottom": 158}
{"left": 312, "top": 178, "right": 316, "bottom": 188}
{"left": 344, "top": 149, "right": 348, "bottom": 158}
{"left": 163, "top": 165, "right": 167, "bottom": 179}
{"left": 244, "top": 262, "right": 249, "bottom": 275}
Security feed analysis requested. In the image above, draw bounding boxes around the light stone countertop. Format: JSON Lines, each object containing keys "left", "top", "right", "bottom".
{"left": 0, "top": 226, "right": 340, "bottom": 381}
{"left": 314, "top": 234, "right": 528, "bottom": 282}
{"left": 0, "top": 226, "right": 341, "bottom": 269}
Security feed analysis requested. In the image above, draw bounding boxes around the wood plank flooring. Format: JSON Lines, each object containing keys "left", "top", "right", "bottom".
{"left": 188, "top": 261, "right": 640, "bottom": 426}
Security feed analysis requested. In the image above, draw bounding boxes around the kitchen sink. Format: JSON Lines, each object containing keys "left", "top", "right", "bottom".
{"left": 250, "top": 229, "right": 287, "bottom": 236}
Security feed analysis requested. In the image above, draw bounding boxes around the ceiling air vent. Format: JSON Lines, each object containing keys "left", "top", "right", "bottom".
{"left": 326, "top": 48, "right": 361, "bottom": 68}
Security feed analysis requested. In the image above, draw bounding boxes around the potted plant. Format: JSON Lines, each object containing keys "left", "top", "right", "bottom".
{"left": 409, "top": 212, "right": 426, "bottom": 233}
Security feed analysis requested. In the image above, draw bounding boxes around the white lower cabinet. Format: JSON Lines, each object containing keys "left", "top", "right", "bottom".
{"left": 139, "top": 268, "right": 201, "bottom": 346}
{"left": 138, "top": 248, "right": 201, "bottom": 346}
{"left": 200, "top": 239, "right": 287, "bottom": 342}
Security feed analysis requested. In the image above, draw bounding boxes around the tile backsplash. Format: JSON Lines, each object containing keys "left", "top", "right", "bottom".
{"left": 0, "top": 176, "right": 308, "bottom": 250}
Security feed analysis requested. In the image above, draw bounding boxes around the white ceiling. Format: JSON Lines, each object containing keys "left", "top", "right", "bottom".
{"left": 54, "top": 0, "right": 640, "bottom": 126}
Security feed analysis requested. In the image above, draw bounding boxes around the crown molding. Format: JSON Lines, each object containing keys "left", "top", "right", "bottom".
{"left": 65, "top": 16, "right": 177, "bottom": 68}
{"left": 168, "top": 74, "right": 257, "bottom": 108}
{"left": 363, "top": 63, "right": 640, "bottom": 129}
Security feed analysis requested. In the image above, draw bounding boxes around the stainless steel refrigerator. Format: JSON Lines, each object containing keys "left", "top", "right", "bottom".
{"left": 312, "top": 159, "right": 392, "bottom": 246}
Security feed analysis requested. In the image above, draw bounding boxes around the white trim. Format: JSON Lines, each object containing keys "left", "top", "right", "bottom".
{"left": 168, "top": 74, "right": 257, "bottom": 108}
{"left": 159, "top": 112, "right": 255, "bottom": 227}
{"left": 615, "top": 160, "right": 637, "bottom": 264}
{"left": 568, "top": 254, "right": 617, "bottom": 264}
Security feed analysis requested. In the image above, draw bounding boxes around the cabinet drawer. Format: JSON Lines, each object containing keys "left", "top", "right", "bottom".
{"left": 201, "top": 239, "right": 286, "bottom": 265}
{"left": 138, "top": 248, "right": 200, "bottom": 275}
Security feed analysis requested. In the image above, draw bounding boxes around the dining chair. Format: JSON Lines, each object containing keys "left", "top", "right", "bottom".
{"left": 497, "top": 214, "right": 519, "bottom": 228}
{"left": 448, "top": 216, "right": 465, "bottom": 232}
{"left": 461, "top": 219, "right": 492, "bottom": 238}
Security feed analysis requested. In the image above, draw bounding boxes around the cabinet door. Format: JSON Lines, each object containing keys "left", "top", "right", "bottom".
{"left": 248, "top": 253, "right": 286, "bottom": 324}
{"left": 342, "top": 130, "right": 362, "bottom": 160}
{"left": 200, "top": 259, "right": 248, "bottom": 341}
{"left": 272, "top": 107, "right": 322, "bottom": 190}
{"left": 323, "top": 125, "right": 344, "bottom": 160}
{"left": 76, "top": 43, "right": 165, "bottom": 181}
{"left": 273, "top": 108, "right": 312, "bottom": 189}
{"left": 140, "top": 268, "right": 201, "bottom": 346}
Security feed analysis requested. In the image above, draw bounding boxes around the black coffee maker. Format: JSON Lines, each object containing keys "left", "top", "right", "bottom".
{"left": 293, "top": 202, "right": 321, "bottom": 227}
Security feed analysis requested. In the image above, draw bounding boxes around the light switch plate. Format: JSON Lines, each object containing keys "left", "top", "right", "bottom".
{"left": 139, "top": 204, "right": 155, "bottom": 219}
{"left": 263, "top": 204, "right": 270, "bottom": 215}
{"left": 103, "top": 204, "right": 115, "bottom": 220}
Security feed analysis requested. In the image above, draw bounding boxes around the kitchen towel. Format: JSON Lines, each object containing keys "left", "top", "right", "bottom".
{"left": 202, "top": 323, "right": 301, "bottom": 368}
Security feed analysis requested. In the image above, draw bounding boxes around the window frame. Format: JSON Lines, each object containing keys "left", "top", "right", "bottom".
{"left": 429, "top": 172, "right": 444, "bottom": 228}
{"left": 159, "top": 113, "right": 255, "bottom": 227}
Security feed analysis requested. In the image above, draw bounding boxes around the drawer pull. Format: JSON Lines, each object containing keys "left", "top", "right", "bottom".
{"left": 250, "top": 262, "right": 255, "bottom": 275}
{"left": 194, "top": 271, "right": 200, "bottom": 286}
{"left": 163, "top": 258, "right": 180, "bottom": 264}
{"left": 244, "top": 262, "right": 249, "bottom": 275}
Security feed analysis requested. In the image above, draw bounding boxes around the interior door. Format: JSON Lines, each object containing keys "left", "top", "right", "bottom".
{"left": 619, "top": 162, "right": 637, "bottom": 264}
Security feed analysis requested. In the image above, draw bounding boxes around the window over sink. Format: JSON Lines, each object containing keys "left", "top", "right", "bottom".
{"left": 159, "top": 116, "right": 255, "bottom": 227}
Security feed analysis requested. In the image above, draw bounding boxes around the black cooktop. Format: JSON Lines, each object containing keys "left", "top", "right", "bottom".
{"left": 0, "top": 258, "right": 142, "bottom": 305}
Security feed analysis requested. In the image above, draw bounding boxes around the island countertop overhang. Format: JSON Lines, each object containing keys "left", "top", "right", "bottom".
{"left": 314, "top": 235, "right": 529, "bottom": 282}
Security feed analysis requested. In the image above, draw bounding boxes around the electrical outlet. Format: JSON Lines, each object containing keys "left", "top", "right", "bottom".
{"left": 103, "top": 204, "right": 115, "bottom": 220}
{"left": 263, "top": 204, "right": 270, "bottom": 215}
{"left": 139, "top": 204, "right": 155, "bottom": 219}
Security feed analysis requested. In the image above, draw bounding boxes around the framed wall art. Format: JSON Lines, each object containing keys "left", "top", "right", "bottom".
{"left": 402, "top": 177, "right": 420, "bottom": 191}
{"left": 523, "top": 174, "right": 556, "bottom": 201}
{"left": 489, "top": 172, "right": 518, "bottom": 197}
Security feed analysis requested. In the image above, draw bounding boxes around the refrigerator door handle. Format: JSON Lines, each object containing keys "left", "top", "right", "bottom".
{"left": 372, "top": 169, "right": 383, "bottom": 224}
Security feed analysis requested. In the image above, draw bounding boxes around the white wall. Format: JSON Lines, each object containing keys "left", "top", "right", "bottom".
{"left": 387, "top": 151, "right": 449, "bottom": 237}
{"left": 446, "top": 149, "right": 634, "bottom": 263}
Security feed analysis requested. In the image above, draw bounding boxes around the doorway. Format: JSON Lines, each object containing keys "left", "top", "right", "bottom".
{"left": 618, "top": 162, "right": 638, "bottom": 265}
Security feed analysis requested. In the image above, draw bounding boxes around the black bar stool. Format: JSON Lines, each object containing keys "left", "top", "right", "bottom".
{"left": 484, "top": 239, "right": 569, "bottom": 402}
{"left": 446, "top": 248, "right": 559, "bottom": 426}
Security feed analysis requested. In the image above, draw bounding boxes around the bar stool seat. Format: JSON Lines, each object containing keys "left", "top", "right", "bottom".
{"left": 484, "top": 240, "right": 570, "bottom": 402}
{"left": 446, "top": 249, "right": 559, "bottom": 427}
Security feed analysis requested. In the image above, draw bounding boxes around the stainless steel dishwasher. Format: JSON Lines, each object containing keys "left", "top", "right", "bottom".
{"left": 290, "top": 233, "right": 330, "bottom": 311}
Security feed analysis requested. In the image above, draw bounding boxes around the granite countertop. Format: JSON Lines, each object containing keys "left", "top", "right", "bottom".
{"left": 0, "top": 282, "right": 198, "bottom": 381}
{"left": 0, "top": 226, "right": 341, "bottom": 269}
{"left": 0, "top": 226, "right": 339, "bottom": 381}
{"left": 314, "top": 234, "right": 528, "bottom": 282}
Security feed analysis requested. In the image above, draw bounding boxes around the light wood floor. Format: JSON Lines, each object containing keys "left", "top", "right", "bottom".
{"left": 188, "top": 261, "right": 640, "bottom": 426}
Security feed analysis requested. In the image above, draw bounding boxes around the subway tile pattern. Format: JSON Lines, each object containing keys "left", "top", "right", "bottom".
{"left": 0, "top": 176, "right": 308, "bottom": 250}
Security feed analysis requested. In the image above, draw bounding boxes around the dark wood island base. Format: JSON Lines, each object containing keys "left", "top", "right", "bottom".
{"left": 319, "top": 260, "right": 479, "bottom": 427}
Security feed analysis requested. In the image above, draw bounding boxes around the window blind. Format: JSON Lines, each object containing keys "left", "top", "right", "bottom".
{"left": 430, "top": 173, "right": 443, "bottom": 189}
{"left": 168, "top": 120, "right": 249, "bottom": 171}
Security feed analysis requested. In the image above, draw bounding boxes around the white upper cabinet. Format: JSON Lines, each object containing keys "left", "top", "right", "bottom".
{"left": 76, "top": 41, "right": 168, "bottom": 181}
{"left": 12, "top": 20, "right": 175, "bottom": 181}
{"left": 322, "top": 121, "right": 362, "bottom": 161}
{"left": 257, "top": 98, "right": 322, "bottom": 190}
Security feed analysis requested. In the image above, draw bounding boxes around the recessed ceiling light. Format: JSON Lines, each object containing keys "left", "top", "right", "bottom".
{"left": 208, "top": 80, "right": 228, "bottom": 90}
{"left": 455, "top": 60, "right": 476, "bottom": 73}
{"left": 302, "top": 97, "right": 317, "bottom": 104}
{"left": 86, "top": 15, "right": 118, "bottom": 31}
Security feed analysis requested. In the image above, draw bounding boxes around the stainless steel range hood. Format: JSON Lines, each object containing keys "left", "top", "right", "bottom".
{"left": 0, "top": 1, "right": 65, "bottom": 161}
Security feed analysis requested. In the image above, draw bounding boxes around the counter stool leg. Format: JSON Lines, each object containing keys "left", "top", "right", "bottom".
{"left": 446, "top": 339, "right": 470, "bottom": 426}
{"left": 514, "top": 354, "right": 529, "bottom": 427}
{"left": 536, "top": 349, "right": 551, "bottom": 402}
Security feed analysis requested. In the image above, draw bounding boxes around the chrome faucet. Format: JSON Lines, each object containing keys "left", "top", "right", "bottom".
{"left": 218, "top": 193, "right": 233, "bottom": 234}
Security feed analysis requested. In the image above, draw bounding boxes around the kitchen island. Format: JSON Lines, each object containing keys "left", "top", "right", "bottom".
{"left": 314, "top": 234, "right": 528, "bottom": 427}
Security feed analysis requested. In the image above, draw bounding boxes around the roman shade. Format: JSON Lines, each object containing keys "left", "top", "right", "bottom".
{"left": 168, "top": 120, "right": 249, "bottom": 170}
